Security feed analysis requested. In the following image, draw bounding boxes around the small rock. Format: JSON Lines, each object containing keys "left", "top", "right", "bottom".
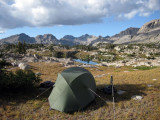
{"left": 131, "top": 95, "right": 143, "bottom": 100}
{"left": 18, "top": 63, "right": 30, "bottom": 70}
{"left": 132, "top": 65, "right": 137, "bottom": 67}
{"left": 94, "top": 75, "right": 103, "bottom": 78}
{"left": 147, "top": 85, "right": 153, "bottom": 87}
{"left": 133, "top": 69, "right": 138, "bottom": 71}
{"left": 152, "top": 79, "right": 157, "bottom": 81}
{"left": 117, "top": 90, "right": 126, "bottom": 95}
{"left": 34, "top": 54, "right": 40, "bottom": 59}
{"left": 11, "top": 62, "right": 18, "bottom": 67}
{"left": 65, "top": 60, "right": 74, "bottom": 65}
{"left": 115, "top": 65, "right": 121, "bottom": 68}
{"left": 94, "top": 74, "right": 106, "bottom": 78}
{"left": 35, "top": 72, "right": 42, "bottom": 76}
{"left": 26, "top": 53, "right": 32, "bottom": 57}
{"left": 96, "top": 69, "right": 103, "bottom": 71}
{"left": 27, "top": 57, "right": 36, "bottom": 62}
{"left": 44, "top": 57, "right": 50, "bottom": 60}
{"left": 97, "top": 63, "right": 107, "bottom": 66}
{"left": 45, "top": 60, "right": 52, "bottom": 63}
{"left": 124, "top": 71, "right": 130, "bottom": 72}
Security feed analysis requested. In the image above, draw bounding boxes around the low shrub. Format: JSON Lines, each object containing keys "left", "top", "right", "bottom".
{"left": 0, "top": 60, "right": 41, "bottom": 91}
{"left": 0, "top": 70, "right": 41, "bottom": 90}
{"left": 0, "top": 69, "right": 42, "bottom": 91}
{"left": 0, "top": 60, "right": 11, "bottom": 69}
{"left": 134, "top": 65, "right": 157, "bottom": 70}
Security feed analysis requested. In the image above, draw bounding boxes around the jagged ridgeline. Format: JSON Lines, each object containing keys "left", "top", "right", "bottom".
{"left": 0, "top": 19, "right": 160, "bottom": 45}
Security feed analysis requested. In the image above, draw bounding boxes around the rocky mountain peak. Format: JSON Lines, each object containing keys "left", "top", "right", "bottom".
{"left": 79, "top": 34, "right": 89, "bottom": 38}
{"left": 138, "top": 19, "right": 160, "bottom": 33}
{"left": 77, "top": 34, "right": 91, "bottom": 41}
{"left": 35, "top": 35, "right": 43, "bottom": 38}
{"left": 42, "top": 34, "right": 57, "bottom": 40}
{"left": 35, "top": 34, "right": 58, "bottom": 44}
{"left": 19, "top": 33, "right": 27, "bottom": 36}
{"left": 18, "top": 33, "right": 33, "bottom": 41}
{"left": 0, "top": 33, "right": 36, "bottom": 44}
{"left": 104, "top": 36, "right": 110, "bottom": 38}
{"left": 62, "top": 35, "right": 75, "bottom": 41}
{"left": 113, "top": 27, "right": 139, "bottom": 37}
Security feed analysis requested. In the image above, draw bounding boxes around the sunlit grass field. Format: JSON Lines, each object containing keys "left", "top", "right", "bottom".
{"left": 0, "top": 62, "right": 160, "bottom": 120}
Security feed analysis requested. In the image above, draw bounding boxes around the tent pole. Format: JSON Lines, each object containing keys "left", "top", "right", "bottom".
{"left": 111, "top": 75, "right": 116, "bottom": 120}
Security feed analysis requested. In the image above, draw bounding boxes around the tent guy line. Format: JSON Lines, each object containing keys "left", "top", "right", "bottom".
{"left": 34, "top": 87, "right": 53, "bottom": 99}
{"left": 88, "top": 88, "right": 107, "bottom": 103}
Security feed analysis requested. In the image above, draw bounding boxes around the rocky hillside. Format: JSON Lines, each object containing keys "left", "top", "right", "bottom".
{"left": 138, "top": 19, "right": 160, "bottom": 33}
{"left": 60, "top": 34, "right": 98, "bottom": 45}
{"left": 112, "top": 19, "right": 160, "bottom": 44}
{"left": 0, "top": 19, "right": 160, "bottom": 45}
{"left": 113, "top": 27, "right": 139, "bottom": 37}
{"left": 109, "top": 27, "right": 139, "bottom": 44}
{"left": 60, "top": 34, "right": 112, "bottom": 46}
{"left": 0, "top": 33, "right": 36, "bottom": 44}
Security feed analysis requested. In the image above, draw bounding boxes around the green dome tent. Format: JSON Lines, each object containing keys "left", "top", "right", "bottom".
{"left": 48, "top": 67, "right": 96, "bottom": 112}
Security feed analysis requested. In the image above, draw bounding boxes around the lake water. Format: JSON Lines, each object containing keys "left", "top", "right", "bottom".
{"left": 73, "top": 59, "right": 98, "bottom": 65}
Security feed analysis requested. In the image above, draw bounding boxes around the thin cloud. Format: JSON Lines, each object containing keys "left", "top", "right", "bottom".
{"left": 0, "top": 31, "right": 5, "bottom": 34}
{"left": 0, "top": 0, "right": 160, "bottom": 31}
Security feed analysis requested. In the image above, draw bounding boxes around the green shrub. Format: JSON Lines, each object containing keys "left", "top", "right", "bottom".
{"left": 0, "top": 69, "right": 41, "bottom": 91}
{"left": 16, "top": 41, "right": 27, "bottom": 54}
{"left": 73, "top": 45, "right": 97, "bottom": 51}
{"left": 134, "top": 65, "right": 157, "bottom": 70}
{"left": 53, "top": 51, "right": 64, "bottom": 58}
{"left": 127, "top": 53, "right": 136, "bottom": 57}
{"left": 0, "top": 60, "right": 41, "bottom": 91}
{"left": 0, "top": 60, "right": 11, "bottom": 69}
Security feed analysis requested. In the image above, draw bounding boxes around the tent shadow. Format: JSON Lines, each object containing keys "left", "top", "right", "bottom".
{"left": 96, "top": 84, "right": 147, "bottom": 102}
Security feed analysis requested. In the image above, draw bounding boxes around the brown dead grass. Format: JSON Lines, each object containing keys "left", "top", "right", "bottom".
{"left": 1, "top": 62, "right": 160, "bottom": 120}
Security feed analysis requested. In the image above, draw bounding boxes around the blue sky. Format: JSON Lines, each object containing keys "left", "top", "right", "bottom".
{"left": 0, "top": 0, "right": 160, "bottom": 39}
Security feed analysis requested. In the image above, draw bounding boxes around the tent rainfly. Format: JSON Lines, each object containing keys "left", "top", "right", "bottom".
{"left": 48, "top": 67, "right": 96, "bottom": 112}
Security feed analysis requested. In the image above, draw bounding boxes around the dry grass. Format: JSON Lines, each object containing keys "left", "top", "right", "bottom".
{"left": 0, "top": 62, "right": 160, "bottom": 120}
{"left": 29, "top": 62, "right": 65, "bottom": 81}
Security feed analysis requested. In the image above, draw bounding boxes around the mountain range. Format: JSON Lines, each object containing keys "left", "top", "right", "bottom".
{"left": 0, "top": 19, "right": 160, "bottom": 45}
